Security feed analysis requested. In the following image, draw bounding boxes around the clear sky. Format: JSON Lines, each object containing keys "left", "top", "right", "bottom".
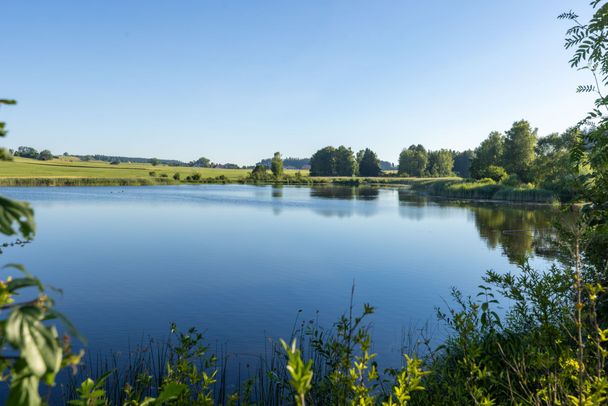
{"left": 1, "top": 0, "right": 596, "bottom": 165}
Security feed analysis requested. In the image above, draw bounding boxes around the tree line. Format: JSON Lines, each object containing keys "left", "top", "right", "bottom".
{"left": 306, "top": 119, "right": 579, "bottom": 198}
{"left": 309, "top": 146, "right": 383, "bottom": 177}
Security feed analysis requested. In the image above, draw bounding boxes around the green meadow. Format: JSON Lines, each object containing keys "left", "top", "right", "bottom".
{"left": 0, "top": 157, "right": 253, "bottom": 179}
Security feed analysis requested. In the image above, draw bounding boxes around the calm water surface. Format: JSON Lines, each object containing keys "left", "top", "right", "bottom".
{"left": 0, "top": 185, "right": 557, "bottom": 364}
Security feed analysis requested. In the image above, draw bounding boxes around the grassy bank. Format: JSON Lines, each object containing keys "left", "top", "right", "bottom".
{"left": 409, "top": 177, "right": 558, "bottom": 203}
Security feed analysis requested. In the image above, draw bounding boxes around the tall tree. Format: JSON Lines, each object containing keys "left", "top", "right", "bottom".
{"left": 357, "top": 148, "right": 381, "bottom": 177}
{"left": 310, "top": 146, "right": 336, "bottom": 176}
{"left": 470, "top": 131, "right": 505, "bottom": 179}
{"left": 453, "top": 149, "right": 475, "bottom": 178}
{"left": 427, "top": 149, "right": 454, "bottom": 177}
{"left": 533, "top": 129, "right": 579, "bottom": 199}
{"left": 503, "top": 120, "right": 537, "bottom": 182}
{"left": 334, "top": 146, "right": 357, "bottom": 176}
{"left": 271, "top": 151, "right": 283, "bottom": 177}
{"left": 398, "top": 144, "right": 428, "bottom": 177}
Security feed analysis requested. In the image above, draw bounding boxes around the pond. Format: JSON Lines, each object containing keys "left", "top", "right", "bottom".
{"left": 0, "top": 185, "right": 558, "bottom": 371}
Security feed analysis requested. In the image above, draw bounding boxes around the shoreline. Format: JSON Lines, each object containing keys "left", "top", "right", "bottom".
{"left": 0, "top": 176, "right": 567, "bottom": 205}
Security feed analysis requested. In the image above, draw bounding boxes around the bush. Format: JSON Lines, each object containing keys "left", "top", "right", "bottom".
{"left": 173, "top": 173, "right": 181, "bottom": 181}
{"left": 481, "top": 165, "right": 508, "bottom": 182}
{"left": 502, "top": 173, "right": 522, "bottom": 186}
{"left": 148, "top": 171, "right": 156, "bottom": 177}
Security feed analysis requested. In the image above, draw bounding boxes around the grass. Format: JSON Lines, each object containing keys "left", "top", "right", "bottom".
{"left": 0, "top": 157, "right": 309, "bottom": 185}
{"left": 410, "top": 178, "right": 558, "bottom": 203}
{"left": 0, "top": 157, "right": 253, "bottom": 179}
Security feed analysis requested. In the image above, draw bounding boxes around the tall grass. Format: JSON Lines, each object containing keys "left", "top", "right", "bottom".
{"left": 415, "top": 178, "right": 557, "bottom": 203}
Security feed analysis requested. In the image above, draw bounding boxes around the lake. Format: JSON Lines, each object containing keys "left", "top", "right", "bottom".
{"left": 0, "top": 185, "right": 557, "bottom": 371}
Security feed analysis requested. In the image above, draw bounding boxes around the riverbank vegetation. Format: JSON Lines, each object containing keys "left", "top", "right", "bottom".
{"left": 0, "top": 126, "right": 585, "bottom": 204}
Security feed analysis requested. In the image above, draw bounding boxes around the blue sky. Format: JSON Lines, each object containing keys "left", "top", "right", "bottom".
{"left": 1, "top": 0, "right": 595, "bottom": 165}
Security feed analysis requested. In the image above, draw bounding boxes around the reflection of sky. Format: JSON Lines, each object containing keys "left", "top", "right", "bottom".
{"left": 0, "top": 185, "right": 555, "bottom": 373}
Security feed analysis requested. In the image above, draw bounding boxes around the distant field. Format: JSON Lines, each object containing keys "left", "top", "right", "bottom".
{"left": 0, "top": 157, "right": 305, "bottom": 180}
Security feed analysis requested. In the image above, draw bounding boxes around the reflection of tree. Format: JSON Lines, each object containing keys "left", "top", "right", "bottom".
{"left": 397, "top": 190, "right": 428, "bottom": 221}
{"left": 310, "top": 186, "right": 380, "bottom": 201}
{"left": 398, "top": 190, "right": 428, "bottom": 207}
{"left": 468, "top": 205, "right": 557, "bottom": 264}
{"left": 311, "top": 186, "right": 355, "bottom": 200}
{"left": 271, "top": 185, "right": 283, "bottom": 199}
{"left": 309, "top": 186, "right": 380, "bottom": 218}
{"left": 355, "top": 187, "right": 380, "bottom": 201}
{"left": 397, "top": 190, "right": 562, "bottom": 264}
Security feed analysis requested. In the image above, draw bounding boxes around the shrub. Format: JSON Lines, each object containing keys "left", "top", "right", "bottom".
{"left": 502, "top": 173, "right": 522, "bottom": 186}
{"left": 481, "top": 165, "right": 508, "bottom": 182}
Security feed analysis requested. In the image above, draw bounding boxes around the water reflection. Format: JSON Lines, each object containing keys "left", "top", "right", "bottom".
{"left": 0, "top": 184, "right": 561, "bottom": 379}
{"left": 271, "top": 185, "right": 283, "bottom": 199}
{"left": 397, "top": 190, "right": 560, "bottom": 264}
{"left": 467, "top": 205, "right": 557, "bottom": 264}
{"left": 308, "top": 186, "right": 380, "bottom": 218}
{"left": 310, "top": 186, "right": 379, "bottom": 201}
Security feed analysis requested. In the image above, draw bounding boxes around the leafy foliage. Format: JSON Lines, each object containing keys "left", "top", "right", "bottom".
{"left": 398, "top": 145, "right": 428, "bottom": 177}
{"left": 503, "top": 120, "right": 538, "bottom": 183}
{"left": 426, "top": 149, "right": 454, "bottom": 177}
{"left": 470, "top": 131, "right": 505, "bottom": 180}
{"left": 310, "top": 146, "right": 357, "bottom": 176}
{"left": 271, "top": 151, "right": 284, "bottom": 177}
{"left": 357, "top": 148, "right": 381, "bottom": 177}
{"left": 0, "top": 99, "right": 82, "bottom": 405}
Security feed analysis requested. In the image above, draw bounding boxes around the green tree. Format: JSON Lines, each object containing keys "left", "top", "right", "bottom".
{"left": 310, "top": 146, "right": 336, "bottom": 176}
{"left": 533, "top": 128, "right": 580, "bottom": 199}
{"left": 481, "top": 165, "right": 508, "bottom": 182}
{"left": 426, "top": 149, "right": 454, "bottom": 177}
{"left": 560, "top": 1, "right": 608, "bottom": 274}
{"left": 149, "top": 157, "right": 160, "bottom": 166}
{"left": 271, "top": 151, "right": 284, "bottom": 177}
{"left": 452, "top": 149, "right": 474, "bottom": 178}
{"left": 470, "top": 131, "right": 504, "bottom": 179}
{"left": 15, "top": 146, "right": 39, "bottom": 160}
{"left": 356, "top": 148, "right": 381, "bottom": 177}
{"left": 251, "top": 164, "right": 267, "bottom": 177}
{"left": 38, "top": 149, "right": 53, "bottom": 161}
{"left": 334, "top": 146, "right": 356, "bottom": 176}
{"left": 191, "top": 157, "right": 211, "bottom": 168}
{"left": 503, "top": 120, "right": 537, "bottom": 182}
{"left": 398, "top": 144, "right": 428, "bottom": 177}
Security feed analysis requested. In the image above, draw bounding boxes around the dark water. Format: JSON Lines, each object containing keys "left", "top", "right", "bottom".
{"left": 0, "top": 185, "right": 558, "bottom": 366}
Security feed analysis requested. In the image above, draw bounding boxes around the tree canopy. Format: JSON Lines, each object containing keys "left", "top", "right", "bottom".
{"left": 357, "top": 148, "right": 381, "bottom": 177}
{"left": 503, "top": 120, "right": 538, "bottom": 182}
{"left": 398, "top": 145, "right": 428, "bottom": 177}
{"left": 310, "top": 146, "right": 357, "bottom": 176}
{"left": 427, "top": 149, "right": 454, "bottom": 177}
{"left": 470, "top": 131, "right": 505, "bottom": 179}
{"left": 271, "top": 152, "right": 283, "bottom": 177}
